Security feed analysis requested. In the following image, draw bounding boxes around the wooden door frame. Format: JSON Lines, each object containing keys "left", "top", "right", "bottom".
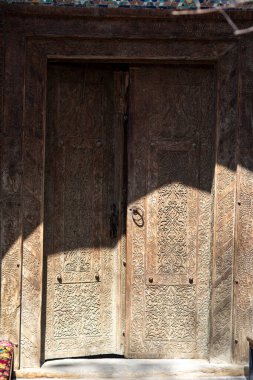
{"left": 1, "top": 6, "right": 252, "bottom": 369}
{"left": 22, "top": 37, "right": 238, "bottom": 368}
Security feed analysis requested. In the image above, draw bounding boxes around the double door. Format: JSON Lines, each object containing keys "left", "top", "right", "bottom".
{"left": 43, "top": 63, "right": 215, "bottom": 360}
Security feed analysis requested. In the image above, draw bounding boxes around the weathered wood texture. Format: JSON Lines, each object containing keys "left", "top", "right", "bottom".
{"left": 126, "top": 66, "right": 216, "bottom": 359}
{"left": 0, "top": 31, "right": 25, "bottom": 369}
{"left": 0, "top": 7, "right": 252, "bottom": 369}
{"left": 210, "top": 47, "right": 239, "bottom": 363}
{"left": 17, "top": 36, "right": 236, "bottom": 367}
{"left": 43, "top": 64, "right": 126, "bottom": 360}
{"left": 233, "top": 37, "right": 253, "bottom": 364}
{"left": 1, "top": 5, "right": 253, "bottom": 40}
{"left": 20, "top": 39, "right": 47, "bottom": 369}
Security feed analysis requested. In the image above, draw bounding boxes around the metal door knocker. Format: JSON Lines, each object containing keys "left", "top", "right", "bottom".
{"left": 130, "top": 206, "right": 144, "bottom": 227}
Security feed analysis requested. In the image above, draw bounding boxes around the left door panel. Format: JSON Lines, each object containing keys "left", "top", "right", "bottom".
{"left": 43, "top": 64, "right": 127, "bottom": 360}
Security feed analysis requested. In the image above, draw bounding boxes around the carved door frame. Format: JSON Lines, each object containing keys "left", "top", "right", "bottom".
{"left": 20, "top": 37, "right": 238, "bottom": 367}
{"left": 2, "top": 8, "right": 248, "bottom": 367}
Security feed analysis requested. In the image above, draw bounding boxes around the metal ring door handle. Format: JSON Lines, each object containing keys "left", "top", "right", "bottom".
{"left": 131, "top": 207, "right": 144, "bottom": 227}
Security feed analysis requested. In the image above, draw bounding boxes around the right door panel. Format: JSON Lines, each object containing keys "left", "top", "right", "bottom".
{"left": 126, "top": 66, "right": 216, "bottom": 358}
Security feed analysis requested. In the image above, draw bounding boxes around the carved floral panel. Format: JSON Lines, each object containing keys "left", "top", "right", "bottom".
{"left": 127, "top": 66, "right": 216, "bottom": 358}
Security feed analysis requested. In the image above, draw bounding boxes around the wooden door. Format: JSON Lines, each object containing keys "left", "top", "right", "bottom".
{"left": 126, "top": 66, "right": 216, "bottom": 358}
{"left": 43, "top": 64, "right": 127, "bottom": 360}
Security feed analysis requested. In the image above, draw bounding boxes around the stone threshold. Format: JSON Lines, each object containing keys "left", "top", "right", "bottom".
{"left": 14, "top": 359, "right": 248, "bottom": 379}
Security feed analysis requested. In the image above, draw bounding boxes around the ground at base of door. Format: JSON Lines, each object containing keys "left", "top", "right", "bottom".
{"left": 14, "top": 359, "right": 247, "bottom": 379}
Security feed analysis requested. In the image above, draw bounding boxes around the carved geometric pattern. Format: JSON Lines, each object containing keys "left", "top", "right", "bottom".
{"left": 43, "top": 66, "right": 124, "bottom": 360}
{"left": 53, "top": 283, "right": 101, "bottom": 337}
{"left": 145, "top": 285, "right": 196, "bottom": 340}
{"left": 20, "top": 45, "right": 46, "bottom": 369}
{"left": 233, "top": 39, "right": 253, "bottom": 363}
{"left": 156, "top": 151, "right": 193, "bottom": 276}
{"left": 3, "top": 17, "right": 249, "bottom": 370}
{"left": 127, "top": 66, "right": 215, "bottom": 359}
{"left": 210, "top": 48, "right": 238, "bottom": 363}
{"left": 234, "top": 70, "right": 253, "bottom": 363}
{"left": 64, "top": 249, "right": 91, "bottom": 273}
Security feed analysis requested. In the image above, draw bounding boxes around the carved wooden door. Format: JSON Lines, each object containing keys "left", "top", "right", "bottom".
{"left": 126, "top": 66, "right": 216, "bottom": 358}
{"left": 43, "top": 64, "right": 127, "bottom": 360}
